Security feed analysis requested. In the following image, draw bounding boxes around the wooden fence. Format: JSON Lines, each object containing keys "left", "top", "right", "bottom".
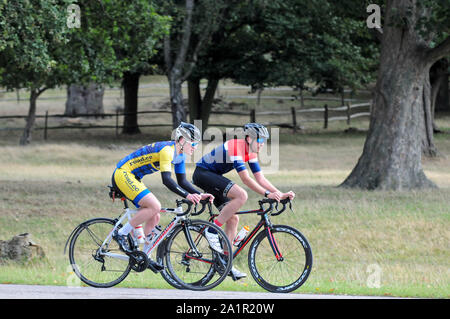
{"left": 0, "top": 101, "right": 371, "bottom": 140}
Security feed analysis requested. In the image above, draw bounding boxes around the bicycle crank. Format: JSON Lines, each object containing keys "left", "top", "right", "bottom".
{"left": 128, "top": 251, "right": 149, "bottom": 272}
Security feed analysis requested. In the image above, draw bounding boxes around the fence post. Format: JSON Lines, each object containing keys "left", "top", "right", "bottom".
{"left": 291, "top": 107, "right": 297, "bottom": 133}
{"left": 323, "top": 104, "right": 328, "bottom": 129}
{"left": 346, "top": 102, "right": 351, "bottom": 125}
{"left": 44, "top": 110, "right": 48, "bottom": 140}
{"left": 115, "top": 109, "right": 119, "bottom": 137}
{"left": 250, "top": 109, "right": 256, "bottom": 123}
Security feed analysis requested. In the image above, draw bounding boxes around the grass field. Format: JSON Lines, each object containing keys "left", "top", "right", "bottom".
{"left": 0, "top": 79, "right": 449, "bottom": 298}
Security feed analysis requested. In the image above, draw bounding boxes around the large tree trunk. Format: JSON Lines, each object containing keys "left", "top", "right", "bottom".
{"left": 188, "top": 78, "right": 201, "bottom": 123}
{"left": 20, "top": 88, "right": 46, "bottom": 146}
{"left": 65, "top": 83, "right": 104, "bottom": 116}
{"left": 430, "top": 58, "right": 449, "bottom": 119}
{"left": 187, "top": 77, "right": 219, "bottom": 133}
{"left": 169, "top": 76, "right": 187, "bottom": 128}
{"left": 122, "top": 71, "right": 141, "bottom": 135}
{"left": 340, "top": 2, "right": 437, "bottom": 190}
{"left": 435, "top": 74, "right": 449, "bottom": 112}
{"left": 163, "top": 0, "right": 218, "bottom": 128}
{"left": 164, "top": 0, "right": 199, "bottom": 129}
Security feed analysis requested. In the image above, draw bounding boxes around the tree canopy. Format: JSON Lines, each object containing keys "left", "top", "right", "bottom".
{"left": 0, "top": 0, "right": 169, "bottom": 142}
{"left": 184, "top": 0, "right": 379, "bottom": 130}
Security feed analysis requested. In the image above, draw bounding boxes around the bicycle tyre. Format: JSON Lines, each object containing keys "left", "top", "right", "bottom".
{"left": 161, "top": 219, "right": 233, "bottom": 291}
{"left": 157, "top": 240, "right": 185, "bottom": 290}
{"left": 68, "top": 218, "right": 132, "bottom": 288}
{"left": 248, "top": 224, "right": 312, "bottom": 293}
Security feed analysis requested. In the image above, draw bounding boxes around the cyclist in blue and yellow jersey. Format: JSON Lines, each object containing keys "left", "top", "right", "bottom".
{"left": 112, "top": 122, "right": 214, "bottom": 271}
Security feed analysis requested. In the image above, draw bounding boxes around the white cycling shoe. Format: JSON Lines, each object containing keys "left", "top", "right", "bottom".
{"left": 229, "top": 267, "right": 247, "bottom": 280}
{"left": 204, "top": 228, "right": 224, "bottom": 253}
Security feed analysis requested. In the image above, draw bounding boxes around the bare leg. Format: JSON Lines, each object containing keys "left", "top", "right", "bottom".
{"left": 216, "top": 184, "right": 247, "bottom": 242}
{"left": 129, "top": 193, "right": 161, "bottom": 236}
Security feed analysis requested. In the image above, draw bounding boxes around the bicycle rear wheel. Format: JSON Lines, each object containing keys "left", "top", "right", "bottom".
{"left": 248, "top": 225, "right": 312, "bottom": 293}
{"left": 161, "top": 219, "right": 232, "bottom": 291}
{"left": 68, "top": 218, "right": 132, "bottom": 288}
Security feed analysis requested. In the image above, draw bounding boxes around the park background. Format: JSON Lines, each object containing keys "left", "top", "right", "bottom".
{"left": 0, "top": 1, "right": 449, "bottom": 298}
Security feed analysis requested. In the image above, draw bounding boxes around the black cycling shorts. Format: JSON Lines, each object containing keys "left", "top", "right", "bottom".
{"left": 192, "top": 166, "right": 234, "bottom": 210}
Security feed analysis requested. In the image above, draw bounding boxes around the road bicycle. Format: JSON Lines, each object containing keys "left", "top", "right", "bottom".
{"left": 64, "top": 186, "right": 233, "bottom": 291}
{"left": 169, "top": 198, "right": 313, "bottom": 293}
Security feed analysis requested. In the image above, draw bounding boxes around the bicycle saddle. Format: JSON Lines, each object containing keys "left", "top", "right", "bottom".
{"left": 107, "top": 185, "right": 126, "bottom": 201}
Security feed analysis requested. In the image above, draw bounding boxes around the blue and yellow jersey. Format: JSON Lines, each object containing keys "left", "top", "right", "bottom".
{"left": 116, "top": 141, "right": 186, "bottom": 179}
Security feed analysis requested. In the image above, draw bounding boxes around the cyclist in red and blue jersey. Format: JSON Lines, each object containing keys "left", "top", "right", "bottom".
{"left": 112, "top": 122, "right": 214, "bottom": 271}
{"left": 193, "top": 123, "right": 295, "bottom": 279}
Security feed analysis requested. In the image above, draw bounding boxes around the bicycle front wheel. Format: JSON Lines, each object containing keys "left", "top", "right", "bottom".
{"left": 161, "top": 219, "right": 233, "bottom": 291}
{"left": 248, "top": 225, "right": 312, "bottom": 293}
{"left": 68, "top": 218, "right": 132, "bottom": 288}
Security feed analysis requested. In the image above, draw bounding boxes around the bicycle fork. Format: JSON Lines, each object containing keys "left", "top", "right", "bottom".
{"left": 263, "top": 215, "right": 283, "bottom": 261}
{"left": 181, "top": 220, "right": 202, "bottom": 258}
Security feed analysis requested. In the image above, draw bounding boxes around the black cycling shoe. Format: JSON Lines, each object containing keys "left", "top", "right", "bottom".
{"left": 112, "top": 229, "right": 131, "bottom": 253}
{"left": 147, "top": 259, "right": 165, "bottom": 273}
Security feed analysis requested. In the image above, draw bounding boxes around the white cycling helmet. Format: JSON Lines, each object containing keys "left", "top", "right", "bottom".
{"left": 243, "top": 123, "right": 269, "bottom": 139}
{"left": 173, "top": 122, "right": 201, "bottom": 142}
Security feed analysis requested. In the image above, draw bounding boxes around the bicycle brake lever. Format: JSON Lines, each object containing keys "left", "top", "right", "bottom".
{"left": 207, "top": 201, "right": 212, "bottom": 214}
{"left": 282, "top": 198, "right": 292, "bottom": 211}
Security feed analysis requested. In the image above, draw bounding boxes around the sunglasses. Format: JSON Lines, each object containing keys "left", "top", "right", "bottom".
{"left": 190, "top": 141, "right": 199, "bottom": 147}
{"left": 256, "top": 138, "right": 266, "bottom": 144}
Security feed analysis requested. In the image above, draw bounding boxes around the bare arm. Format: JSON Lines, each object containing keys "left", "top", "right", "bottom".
{"left": 253, "top": 171, "right": 296, "bottom": 201}
{"left": 237, "top": 169, "right": 266, "bottom": 195}
{"left": 253, "top": 171, "right": 280, "bottom": 193}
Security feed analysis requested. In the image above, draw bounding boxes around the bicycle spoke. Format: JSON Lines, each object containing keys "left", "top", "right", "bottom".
{"left": 68, "top": 218, "right": 131, "bottom": 288}
{"left": 84, "top": 225, "right": 104, "bottom": 247}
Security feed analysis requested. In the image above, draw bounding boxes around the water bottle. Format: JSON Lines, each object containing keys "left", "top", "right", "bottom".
{"left": 133, "top": 224, "right": 145, "bottom": 244}
{"left": 233, "top": 225, "right": 249, "bottom": 246}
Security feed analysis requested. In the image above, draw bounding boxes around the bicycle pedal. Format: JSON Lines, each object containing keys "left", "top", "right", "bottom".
{"left": 228, "top": 268, "right": 247, "bottom": 281}
{"left": 147, "top": 260, "right": 165, "bottom": 273}
{"left": 228, "top": 272, "right": 238, "bottom": 281}
{"left": 147, "top": 263, "right": 164, "bottom": 274}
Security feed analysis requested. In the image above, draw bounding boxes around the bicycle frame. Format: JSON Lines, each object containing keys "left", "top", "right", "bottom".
{"left": 180, "top": 204, "right": 283, "bottom": 266}
{"left": 218, "top": 208, "right": 283, "bottom": 261}
{"left": 100, "top": 203, "right": 190, "bottom": 262}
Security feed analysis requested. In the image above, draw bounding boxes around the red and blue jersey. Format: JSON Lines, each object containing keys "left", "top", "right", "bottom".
{"left": 196, "top": 139, "right": 261, "bottom": 175}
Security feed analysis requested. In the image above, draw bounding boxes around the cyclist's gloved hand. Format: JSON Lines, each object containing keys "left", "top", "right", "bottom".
{"left": 186, "top": 193, "right": 201, "bottom": 204}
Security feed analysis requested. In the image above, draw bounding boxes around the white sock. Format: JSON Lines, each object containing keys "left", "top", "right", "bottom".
{"left": 118, "top": 222, "right": 133, "bottom": 236}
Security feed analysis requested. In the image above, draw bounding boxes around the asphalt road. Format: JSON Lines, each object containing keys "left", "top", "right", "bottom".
{"left": 0, "top": 284, "right": 398, "bottom": 299}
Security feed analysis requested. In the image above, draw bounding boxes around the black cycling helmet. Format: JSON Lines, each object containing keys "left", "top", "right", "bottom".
{"left": 243, "top": 123, "right": 269, "bottom": 139}
{"left": 173, "top": 122, "right": 201, "bottom": 142}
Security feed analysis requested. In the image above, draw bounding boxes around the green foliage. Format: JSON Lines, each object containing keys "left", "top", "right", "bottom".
{"left": 58, "top": 0, "right": 170, "bottom": 85}
{"left": 190, "top": 0, "right": 379, "bottom": 93}
{"left": 0, "top": 0, "right": 74, "bottom": 90}
{"left": 0, "top": 0, "right": 170, "bottom": 90}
